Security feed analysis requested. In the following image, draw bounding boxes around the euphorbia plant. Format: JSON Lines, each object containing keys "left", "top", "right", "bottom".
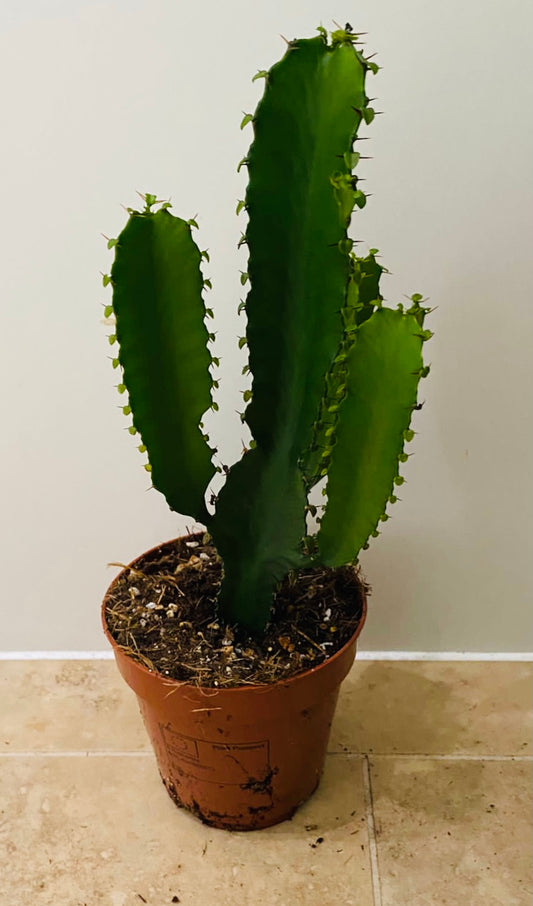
{"left": 104, "top": 26, "right": 431, "bottom": 635}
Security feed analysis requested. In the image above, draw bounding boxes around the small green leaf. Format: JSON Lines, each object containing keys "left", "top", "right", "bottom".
{"left": 187, "top": 218, "right": 199, "bottom": 229}
{"left": 242, "top": 364, "right": 250, "bottom": 375}
{"left": 404, "top": 428, "right": 415, "bottom": 442}
{"left": 236, "top": 199, "right": 246, "bottom": 215}
{"left": 203, "top": 278, "right": 212, "bottom": 290}
{"left": 398, "top": 452, "right": 409, "bottom": 463}
{"left": 144, "top": 463, "right": 152, "bottom": 472}
{"left": 211, "top": 401, "right": 219, "bottom": 412}
{"left": 102, "top": 274, "right": 112, "bottom": 287}
{"left": 111, "top": 358, "right": 120, "bottom": 369}
{"left": 138, "top": 444, "right": 147, "bottom": 453}
{"left": 238, "top": 300, "right": 246, "bottom": 314}
{"left": 394, "top": 475, "right": 405, "bottom": 486}
{"left": 240, "top": 272, "right": 249, "bottom": 286}
{"left": 238, "top": 336, "right": 247, "bottom": 350}
{"left": 237, "top": 157, "right": 249, "bottom": 173}
{"left": 122, "top": 405, "right": 132, "bottom": 415}
{"left": 128, "top": 425, "right": 137, "bottom": 435}
{"left": 104, "top": 304, "right": 114, "bottom": 318}
{"left": 362, "top": 107, "right": 375, "bottom": 125}
{"left": 107, "top": 238, "right": 118, "bottom": 250}
{"left": 353, "top": 190, "right": 367, "bottom": 209}
{"left": 211, "top": 356, "right": 220, "bottom": 367}
{"left": 117, "top": 383, "right": 127, "bottom": 394}
{"left": 242, "top": 389, "right": 253, "bottom": 402}
{"left": 205, "top": 308, "right": 214, "bottom": 318}
{"left": 240, "top": 113, "right": 254, "bottom": 130}
{"left": 343, "top": 151, "right": 361, "bottom": 169}
{"left": 108, "top": 334, "right": 117, "bottom": 345}
{"left": 201, "top": 249, "right": 210, "bottom": 262}
{"left": 252, "top": 70, "right": 268, "bottom": 82}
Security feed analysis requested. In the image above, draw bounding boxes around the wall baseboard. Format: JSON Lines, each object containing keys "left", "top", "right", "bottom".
{"left": 0, "top": 650, "right": 531, "bottom": 662}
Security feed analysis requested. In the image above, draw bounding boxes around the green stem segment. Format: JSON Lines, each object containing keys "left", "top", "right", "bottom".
{"left": 111, "top": 208, "right": 215, "bottom": 524}
{"left": 318, "top": 307, "right": 425, "bottom": 565}
{"left": 213, "top": 35, "right": 372, "bottom": 630}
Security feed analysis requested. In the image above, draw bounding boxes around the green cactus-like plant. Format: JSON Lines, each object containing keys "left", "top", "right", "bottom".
{"left": 105, "top": 28, "right": 431, "bottom": 634}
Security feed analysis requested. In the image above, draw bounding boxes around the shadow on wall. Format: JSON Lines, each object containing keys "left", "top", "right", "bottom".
{"left": 359, "top": 529, "right": 459, "bottom": 651}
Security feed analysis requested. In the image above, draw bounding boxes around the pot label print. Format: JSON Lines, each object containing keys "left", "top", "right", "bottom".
{"left": 159, "top": 723, "right": 271, "bottom": 786}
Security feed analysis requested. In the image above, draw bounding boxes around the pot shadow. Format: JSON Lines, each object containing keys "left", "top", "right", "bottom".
{"left": 331, "top": 660, "right": 496, "bottom": 827}
{"left": 332, "top": 660, "right": 485, "bottom": 757}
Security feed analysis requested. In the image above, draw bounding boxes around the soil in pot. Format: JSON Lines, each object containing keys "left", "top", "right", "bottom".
{"left": 104, "top": 532, "right": 367, "bottom": 688}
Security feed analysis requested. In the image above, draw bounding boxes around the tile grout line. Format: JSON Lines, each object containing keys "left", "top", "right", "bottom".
{"left": 362, "top": 755, "right": 383, "bottom": 906}
{"left": 0, "top": 751, "right": 154, "bottom": 758}
{"left": 328, "top": 752, "right": 533, "bottom": 762}
{"left": 1, "top": 751, "right": 531, "bottom": 760}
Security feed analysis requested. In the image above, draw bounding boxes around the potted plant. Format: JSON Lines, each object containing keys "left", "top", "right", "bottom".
{"left": 101, "top": 25, "right": 431, "bottom": 831}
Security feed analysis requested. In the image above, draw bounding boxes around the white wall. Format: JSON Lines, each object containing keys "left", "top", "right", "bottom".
{"left": 0, "top": 0, "right": 531, "bottom": 652}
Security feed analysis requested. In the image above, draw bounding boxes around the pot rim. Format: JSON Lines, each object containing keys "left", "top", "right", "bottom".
{"left": 101, "top": 536, "right": 367, "bottom": 695}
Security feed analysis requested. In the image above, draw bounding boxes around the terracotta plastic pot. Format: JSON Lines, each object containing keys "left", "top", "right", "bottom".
{"left": 102, "top": 539, "right": 367, "bottom": 831}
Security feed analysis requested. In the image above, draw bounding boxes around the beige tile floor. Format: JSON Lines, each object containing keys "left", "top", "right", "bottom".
{"left": 1, "top": 659, "right": 531, "bottom": 905}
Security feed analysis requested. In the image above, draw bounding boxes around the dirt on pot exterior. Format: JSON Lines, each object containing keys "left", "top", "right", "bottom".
{"left": 104, "top": 533, "right": 368, "bottom": 688}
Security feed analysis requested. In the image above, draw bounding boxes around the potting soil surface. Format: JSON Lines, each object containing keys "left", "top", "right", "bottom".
{"left": 104, "top": 533, "right": 366, "bottom": 687}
